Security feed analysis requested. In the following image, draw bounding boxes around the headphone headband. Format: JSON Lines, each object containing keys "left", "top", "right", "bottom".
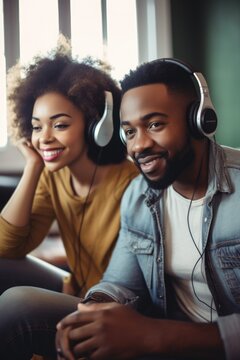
{"left": 160, "top": 58, "right": 218, "bottom": 139}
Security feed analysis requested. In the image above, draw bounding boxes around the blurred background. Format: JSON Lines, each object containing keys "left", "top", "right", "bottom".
{"left": 1, "top": 0, "right": 240, "bottom": 174}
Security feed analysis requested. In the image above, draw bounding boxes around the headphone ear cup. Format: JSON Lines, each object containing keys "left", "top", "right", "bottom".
{"left": 187, "top": 101, "right": 203, "bottom": 139}
{"left": 88, "top": 91, "right": 114, "bottom": 147}
{"left": 188, "top": 100, "right": 218, "bottom": 139}
{"left": 200, "top": 108, "right": 218, "bottom": 137}
{"left": 87, "top": 120, "right": 97, "bottom": 146}
{"left": 119, "top": 127, "right": 126, "bottom": 145}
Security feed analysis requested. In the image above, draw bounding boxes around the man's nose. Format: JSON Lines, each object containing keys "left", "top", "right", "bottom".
{"left": 130, "top": 130, "right": 154, "bottom": 153}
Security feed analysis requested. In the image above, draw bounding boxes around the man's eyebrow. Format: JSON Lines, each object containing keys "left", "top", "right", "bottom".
{"left": 31, "top": 113, "right": 72, "bottom": 121}
{"left": 121, "top": 112, "right": 167, "bottom": 126}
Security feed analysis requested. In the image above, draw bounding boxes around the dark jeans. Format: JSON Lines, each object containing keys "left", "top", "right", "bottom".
{"left": 0, "top": 256, "right": 186, "bottom": 360}
{"left": 0, "top": 255, "right": 80, "bottom": 360}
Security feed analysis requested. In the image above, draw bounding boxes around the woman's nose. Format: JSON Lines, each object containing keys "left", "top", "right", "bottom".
{"left": 39, "top": 127, "right": 54, "bottom": 143}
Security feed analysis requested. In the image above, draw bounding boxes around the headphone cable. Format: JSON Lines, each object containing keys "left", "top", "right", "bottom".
{"left": 72, "top": 149, "right": 103, "bottom": 295}
{"left": 186, "top": 143, "right": 216, "bottom": 322}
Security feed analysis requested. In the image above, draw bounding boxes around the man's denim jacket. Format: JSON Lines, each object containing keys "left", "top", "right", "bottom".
{"left": 87, "top": 142, "right": 240, "bottom": 360}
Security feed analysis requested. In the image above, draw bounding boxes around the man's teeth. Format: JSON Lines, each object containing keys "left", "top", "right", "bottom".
{"left": 143, "top": 158, "right": 157, "bottom": 165}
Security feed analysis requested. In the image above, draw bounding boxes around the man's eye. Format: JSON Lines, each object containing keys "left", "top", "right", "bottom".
{"left": 125, "top": 128, "right": 135, "bottom": 138}
{"left": 149, "top": 122, "right": 159, "bottom": 128}
{"left": 149, "top": 122, "right": 163, "bottom": 130}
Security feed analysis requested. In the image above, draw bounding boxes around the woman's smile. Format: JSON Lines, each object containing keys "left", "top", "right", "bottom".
{"left": 41, "top": 148, "right": 65, "bottom": 162}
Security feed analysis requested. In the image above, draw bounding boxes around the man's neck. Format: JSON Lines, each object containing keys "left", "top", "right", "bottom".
{"left": 172, "top": 142, "right": 209, "bottom": 200}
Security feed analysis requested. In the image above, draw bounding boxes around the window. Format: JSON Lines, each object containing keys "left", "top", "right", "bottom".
{"left": 106, "top": 0, "right": 138, "bottom": 80}
{"left": 70, "top": 0, "right": 138, "bottom": 80}
{"left": 0, "top": 0, "right": 7, "bottom": 147}
{"left": 0, "top": 0, "right": 172, "bottom": 163}
{"left": 1, "top": 0, "right": 59, "bottom": 149}
{"left": 0, "top": 0, "right": 139, "bottom": 150}
{"left": 19, "top": 0, "right": 59, "bottom": 64}
{"left": 71, "top": 0, "right": 103, "bottom": 60}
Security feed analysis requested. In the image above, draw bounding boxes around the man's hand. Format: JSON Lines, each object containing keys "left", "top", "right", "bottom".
{"left": 56, "top": 301, "right": 225, "bottom": 360}
{"left": 56, "top": 302, "right": 147, "bottom": 360}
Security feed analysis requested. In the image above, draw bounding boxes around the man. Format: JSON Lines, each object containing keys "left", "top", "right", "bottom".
{"left": 56, "top": 58, "right": 240, "bottom": 360}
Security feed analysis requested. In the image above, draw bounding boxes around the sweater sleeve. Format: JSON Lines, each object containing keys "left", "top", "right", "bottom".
{"left": 0, "top": 170, "right": 55, "bottom": 258}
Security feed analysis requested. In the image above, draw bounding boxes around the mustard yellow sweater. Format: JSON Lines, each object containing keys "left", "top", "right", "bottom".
{"left": 0, "top": 160, "right": 138, "bottom": 293}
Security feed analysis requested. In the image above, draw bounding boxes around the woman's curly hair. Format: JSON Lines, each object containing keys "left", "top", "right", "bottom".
{"left": 7, "top": 38, "right": 126, "bottom": 165}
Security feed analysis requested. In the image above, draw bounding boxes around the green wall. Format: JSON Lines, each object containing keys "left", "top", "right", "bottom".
{"left": 171, "top": 0, "right": 240, "bottom": 147}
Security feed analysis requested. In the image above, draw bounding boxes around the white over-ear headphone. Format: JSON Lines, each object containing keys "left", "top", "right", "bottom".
{"left": 163, "top": 58, "right": 217, "bottom": 139}
{"left": 92, "top": 91, "right": 114, "bottom": 147}
{"left": 119, "top": 122, "right": 127, "bottom": 145}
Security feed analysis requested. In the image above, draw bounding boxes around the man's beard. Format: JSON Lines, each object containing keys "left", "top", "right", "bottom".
{"left": 135, "top": 142, "right": 195, "bottom": 190}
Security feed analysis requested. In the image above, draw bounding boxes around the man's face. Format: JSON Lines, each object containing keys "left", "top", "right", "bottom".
{"left": 120, "top": 84, "right": 195, "bottom": 189}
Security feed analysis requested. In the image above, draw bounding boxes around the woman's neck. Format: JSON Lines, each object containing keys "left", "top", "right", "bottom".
{"left": 69, "top": 157, "right": 111, "bottom": 197}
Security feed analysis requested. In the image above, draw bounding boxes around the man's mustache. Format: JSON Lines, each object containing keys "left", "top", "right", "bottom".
{"left": 134, "top": 150, "right": 168, "bottom": 163}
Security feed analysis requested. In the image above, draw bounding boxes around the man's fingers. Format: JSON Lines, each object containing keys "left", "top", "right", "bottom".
{"left": 57, "top": 309, "right": 87, "bottom": 330}
{"left": 57, "top": 308, "right": 99, "bottom": 330}
{"left": 56, "top": 326, "right": 75, "bottom": 360}
{"left": 72, "top": 336, "right": 97, "bottom": 359}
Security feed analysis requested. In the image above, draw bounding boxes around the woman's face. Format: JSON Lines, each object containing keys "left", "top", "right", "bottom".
{"left": 31, "top": 92, "right": 88, "bottom": 172}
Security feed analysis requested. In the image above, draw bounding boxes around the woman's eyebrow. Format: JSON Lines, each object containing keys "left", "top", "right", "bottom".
{"left": 50, "top": 113, "right": 72, "bottom": 120}
{"left": 32, "top": 113, "right": 72, "bottom": 121}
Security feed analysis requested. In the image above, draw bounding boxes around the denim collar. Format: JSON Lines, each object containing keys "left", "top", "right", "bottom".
{"left": 207, "top": 140, "right": 232, "bottom": 196}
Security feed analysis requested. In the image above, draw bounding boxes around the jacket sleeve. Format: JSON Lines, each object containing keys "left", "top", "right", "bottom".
{"left": 217, "top": 313, "right": 240, "bottom": 360}
{"left": 85, "top": 225, "right": 150, "bottom": 309}
{"left": 85, "top": 184, "right": 150, "bottom": 310}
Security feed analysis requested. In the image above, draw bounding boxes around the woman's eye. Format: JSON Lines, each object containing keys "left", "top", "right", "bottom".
{"left": 54, "top": 124, "right": 69, "bottom": 130}
{"left": 32, "top": 125, "right": 41, "bottom": 131}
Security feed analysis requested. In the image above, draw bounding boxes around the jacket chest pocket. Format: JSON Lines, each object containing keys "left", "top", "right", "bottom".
{"left": 217, "top": 242, "right": 240, "bottom": 304}
{"left": 127, "top": 230, "right": 154, "bottom": 289}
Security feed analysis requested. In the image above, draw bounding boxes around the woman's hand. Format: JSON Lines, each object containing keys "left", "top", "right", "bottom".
{"left": 1, "top": 138, "right": 44, "bottom": 224}
{"left": 17, "top": 138, "right": 44, "bottom": 169}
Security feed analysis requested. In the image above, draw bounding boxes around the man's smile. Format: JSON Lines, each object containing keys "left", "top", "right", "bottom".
{"left": 136, "top": 152, "right": 168, "bottom": 174}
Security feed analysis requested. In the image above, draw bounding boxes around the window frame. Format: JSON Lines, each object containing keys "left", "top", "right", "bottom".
{"left": 0, "top": 0, "right": 172, "bottom": 171}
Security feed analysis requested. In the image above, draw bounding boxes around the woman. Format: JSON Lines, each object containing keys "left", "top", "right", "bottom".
{"left": 0, "top": 45, "right": 138, "bottom": 359}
